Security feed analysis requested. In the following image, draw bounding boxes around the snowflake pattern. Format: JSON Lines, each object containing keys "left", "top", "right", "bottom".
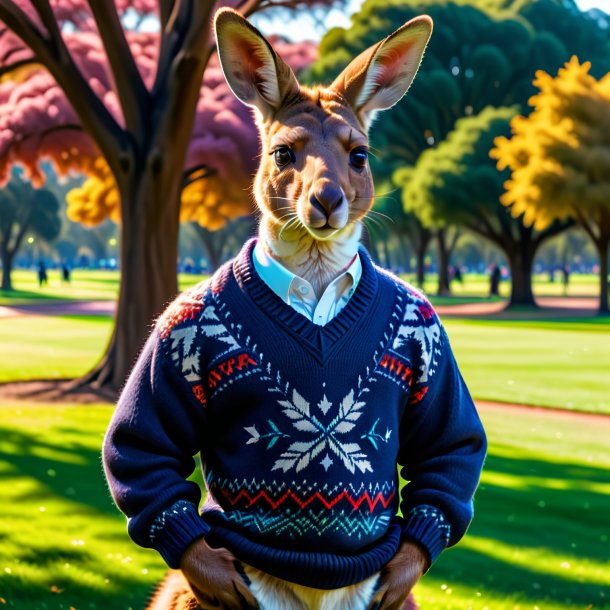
{"left": 393, "top": 298, "right": 442, "bottom": 384}
{"left": 245, "top": 386, "right": 392, "bottom": 475}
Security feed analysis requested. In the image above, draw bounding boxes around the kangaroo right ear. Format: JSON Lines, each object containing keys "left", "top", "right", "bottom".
{"left": 332, "top": 16, "right": 433, "bottom": 128}
{"left": 214, "top": 8, "right": 300, "bottom": 121}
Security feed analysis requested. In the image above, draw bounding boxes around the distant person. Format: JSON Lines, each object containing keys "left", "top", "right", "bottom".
{"left": 453, "top": 265, "right": 463, "bottom": 284}
{"left": 548, "top": 267, "right": 555, "bottom": 283}
{"left": 562, "top": 265, "right": 570, "bottom": 295}
{"left": 61, "top": 264, "right": 71, "bottom": 284}
{"left": 489, "top": 264, "right": 501, "bottom": 297}
{"left": 37, "top": 261, "right": 48, "bottom": 287}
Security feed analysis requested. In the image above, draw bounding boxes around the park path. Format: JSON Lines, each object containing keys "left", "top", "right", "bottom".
{"left": 0, "top": 295, "right": 601, "bottom": 319}
{"left": 434, "top": 296, "right": 599, "bottom": 318}
{"left": 0, "top": 300, "right": 115, "bottom": 318}
{"left": 477, "top": 399, "right": 610, "bottom": 425}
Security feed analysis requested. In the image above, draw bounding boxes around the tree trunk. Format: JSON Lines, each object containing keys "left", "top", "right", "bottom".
{"left": 383, "top": 238, "right": 392, "bottom": 270}
{"left": 596, "top": 236, "right": 609, "bottom": 314}
{"left": 436, "top": 229, "right": 452, "bottom": 296}
{"left": 507, "top": 248, "right": 536, "bottom": 307}
{"left": 414, "top": 245, "right": 425, "bottom": 287}
{"left": 194, "top": 224, "right": 223, "bottom": 273}
{"left": 1, "top": 248, "right": 13, "bottom": 291}
{"left": 79, "top": 173, "right": 181, "bottom": 391}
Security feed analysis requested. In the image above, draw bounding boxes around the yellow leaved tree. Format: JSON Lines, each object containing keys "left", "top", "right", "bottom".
{"left": 492, "top": 57, "right": 610, "bottom": 313}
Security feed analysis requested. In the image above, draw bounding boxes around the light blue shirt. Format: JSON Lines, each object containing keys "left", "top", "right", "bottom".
{"left": 253, "top": 241, "right": 362, "bottom": 326}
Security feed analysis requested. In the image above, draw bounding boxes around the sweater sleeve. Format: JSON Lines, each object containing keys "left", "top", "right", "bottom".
{"left": 102, "top": 326, "right": 210, "bottom": 568}
{"left": 397, "top": 320, "right": 487, "bottom": 568}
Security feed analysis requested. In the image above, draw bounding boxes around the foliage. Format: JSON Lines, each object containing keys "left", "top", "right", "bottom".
{"left": 395, "top": 106, "right": 517, "bottom": 230}
{"left": 492, "top": 57, "right": 610, "bottom": 231}
{"left": 492, "top": 57, "right": 610, "bottom": 311}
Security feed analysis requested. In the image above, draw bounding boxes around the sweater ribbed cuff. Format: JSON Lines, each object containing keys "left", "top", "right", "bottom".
{"left": 401, "top": 505, "right": 451, "bottom": 569}
{"left": 149, "top": 500, "right": 210, "bottom": 568}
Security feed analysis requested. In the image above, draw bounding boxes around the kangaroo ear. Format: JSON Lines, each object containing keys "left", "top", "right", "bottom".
{"left": 332, "top": 16, "right": 432, "bottom": 128}
{"left": 214, "top": 8, "right": 300, "bottom": 121}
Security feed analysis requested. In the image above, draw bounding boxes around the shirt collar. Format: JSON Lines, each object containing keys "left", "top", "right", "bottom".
{"left": 253, "top": 239, "right": 362, "bottom": 303}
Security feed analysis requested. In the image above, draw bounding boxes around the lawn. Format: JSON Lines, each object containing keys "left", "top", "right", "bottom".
{"left": 443, "top": 317, "right": 610, "bottom": 414}
{"left": 2, "top": 313, "right": 608, "bottom": 413}
{"left": 0, "top": 270, "right": 208, "bottom": 305}
{"left": 0, "top": 269, "right": 601, "bottom": 307}
{"left": 0, "top": 402, "right": 608, "bottom": 610}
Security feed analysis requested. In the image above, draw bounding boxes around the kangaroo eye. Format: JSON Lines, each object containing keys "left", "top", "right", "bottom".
{"left": 274, "top": 146, "right": 295, "bottom": 169}
{"left": 349, "top": 147, "right": 368, "bottom": 171}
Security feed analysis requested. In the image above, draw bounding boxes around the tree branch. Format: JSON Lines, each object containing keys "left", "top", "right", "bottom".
{"left": 30, "top": 0, "right": 63, "bottom": 41}
{"left": 0, "top": 0, "right": 127, "bottom": 176}
{"left": 85, "top": 0, "right": 149, "bottom": 140}
{"left": 150, "top": 0, "right": 216, "bottom": 193}
{"left": 182, "top": 164, "right": 216, "bottom": 188}
{"left": 151, "top": 0, "right": 191, "bottom": 102}
{"left": 158, "top": 0, "right": 177, "bottom": 31}
{"left": 0, "top": 57, "right": 42, "bottom": 77}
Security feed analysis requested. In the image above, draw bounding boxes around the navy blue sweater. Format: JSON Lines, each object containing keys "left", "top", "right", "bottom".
{"left": 103, "top": 239, "right": 486, "bottom": 589}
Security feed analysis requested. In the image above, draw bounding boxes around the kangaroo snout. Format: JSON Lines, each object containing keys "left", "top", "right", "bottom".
{"left": 307, "top": 181, "right": 348, "bottom": 231}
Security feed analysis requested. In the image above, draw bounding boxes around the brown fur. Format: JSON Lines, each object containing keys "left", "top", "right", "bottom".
{"left": 145, "top": 572, "right": 420, "bottom": 610}
{"left": 146, "top": 572, "right": 200, "bottom": 610}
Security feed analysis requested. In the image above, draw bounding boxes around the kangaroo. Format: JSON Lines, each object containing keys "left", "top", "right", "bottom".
{"left": 143, "top": 8, "right": 433, "bottom": 610}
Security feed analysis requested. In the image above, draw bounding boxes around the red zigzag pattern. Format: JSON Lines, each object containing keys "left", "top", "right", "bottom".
{"left": 214, "top": 487, "right": 395, "bottom": 514}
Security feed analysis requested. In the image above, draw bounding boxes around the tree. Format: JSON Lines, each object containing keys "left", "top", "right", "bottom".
{"left": 397, "top": 106, "right": 571, "bottom": 306}
{"left": 492, "top": 57, "right": 610, "bottom": 313}
{"left": 0, "top": 170, "right": 60, "bottom": 290}
{"left": 0, "top": 1, "right": 325, "bottom": 391}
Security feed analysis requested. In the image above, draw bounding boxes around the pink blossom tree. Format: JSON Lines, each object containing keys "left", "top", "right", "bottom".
{"left": 0, "top": 0, "right": 322, "bottom": 391}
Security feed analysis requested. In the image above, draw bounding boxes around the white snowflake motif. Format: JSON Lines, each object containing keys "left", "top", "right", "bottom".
{"left": 168, "top": 326, "right": 200, "bottom": 382}
{"left": 245, "top": 389, "right": 375, "bottom": 475}
{"left": 393, "top": 301, "right": 442, "bottom": 383}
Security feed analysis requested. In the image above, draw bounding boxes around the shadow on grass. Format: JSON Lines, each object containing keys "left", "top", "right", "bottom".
{"left": 0, "top": 424, "right": 116, "bottom": 516}
{"left": 423, "top": 452, "right": 610, "bottom": 606}
{"left": 0, "top": 289, "right": 79, "bottom": 304}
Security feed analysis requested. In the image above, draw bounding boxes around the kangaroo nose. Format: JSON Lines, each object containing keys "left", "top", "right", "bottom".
{"left": 307, "top": 182, "right": 347, "bottom": 230}
{"left": 310, "top": 182, "right": 344, "bottom": 217}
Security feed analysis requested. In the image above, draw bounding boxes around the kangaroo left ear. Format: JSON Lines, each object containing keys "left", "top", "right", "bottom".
{"left": 332, "top": 16, "right": 433, "bottom": 128}
{"left": 214, "top": 8, "right": 300, "bottom": 121}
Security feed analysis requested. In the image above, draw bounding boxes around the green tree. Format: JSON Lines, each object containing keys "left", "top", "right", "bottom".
{"left": 397, "top": 106, "right": 571, "bottom": 305}
{"left": 493, "top": 58, "right": 610, "bottom": 313}
{"left": 0, "top": 172, "right": 61, "bottom": 291}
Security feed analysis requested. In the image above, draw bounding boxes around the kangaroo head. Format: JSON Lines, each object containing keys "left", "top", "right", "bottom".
{"left": 214, "top": 8, "right": 432, "bottom": 278}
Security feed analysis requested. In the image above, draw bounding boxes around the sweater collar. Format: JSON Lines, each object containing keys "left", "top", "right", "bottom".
{"left": 232, "top": 238, "right": 379, "bottom": 364}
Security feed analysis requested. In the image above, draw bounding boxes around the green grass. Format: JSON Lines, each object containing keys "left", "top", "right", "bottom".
{"left": 0, "top": 403, "right": 608, "bottom": 609}
{"left": 0, "top": 270, "right": 600, "bottom": 307}
{"left": 443, "top": 318, "right": 610, "bottom": 413}
{"left": 0, "top": 270, "right": 208, "bottom": 305}
{"left": 0, "top": 315, "right": 113, "bottom": 383}
{"left": 402, "top": 273, "right": 600, "bottom": 300}
{"left": 0, "top": 403, "right": 167, "bottom": 609}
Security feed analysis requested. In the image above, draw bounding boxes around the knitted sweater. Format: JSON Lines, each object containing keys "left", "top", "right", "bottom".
{"left": 102, "top": 239, "right": 486, "bottom": 589}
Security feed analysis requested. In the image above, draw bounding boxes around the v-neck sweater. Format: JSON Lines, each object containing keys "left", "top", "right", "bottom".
{"left": 103, "top": 239, "right": 487, "bottom": 589}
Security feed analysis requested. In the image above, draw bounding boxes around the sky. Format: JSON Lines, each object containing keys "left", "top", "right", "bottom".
{"left": 252, "top": 0, "right": 610, "bottom": 41}
{"left": 129, "top": 0, "right": 610, "bottom": 41}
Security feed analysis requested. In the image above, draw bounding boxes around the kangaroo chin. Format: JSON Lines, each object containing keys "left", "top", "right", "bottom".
{"left": 259, "top": 218, "right": 363, "bottom": 298}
